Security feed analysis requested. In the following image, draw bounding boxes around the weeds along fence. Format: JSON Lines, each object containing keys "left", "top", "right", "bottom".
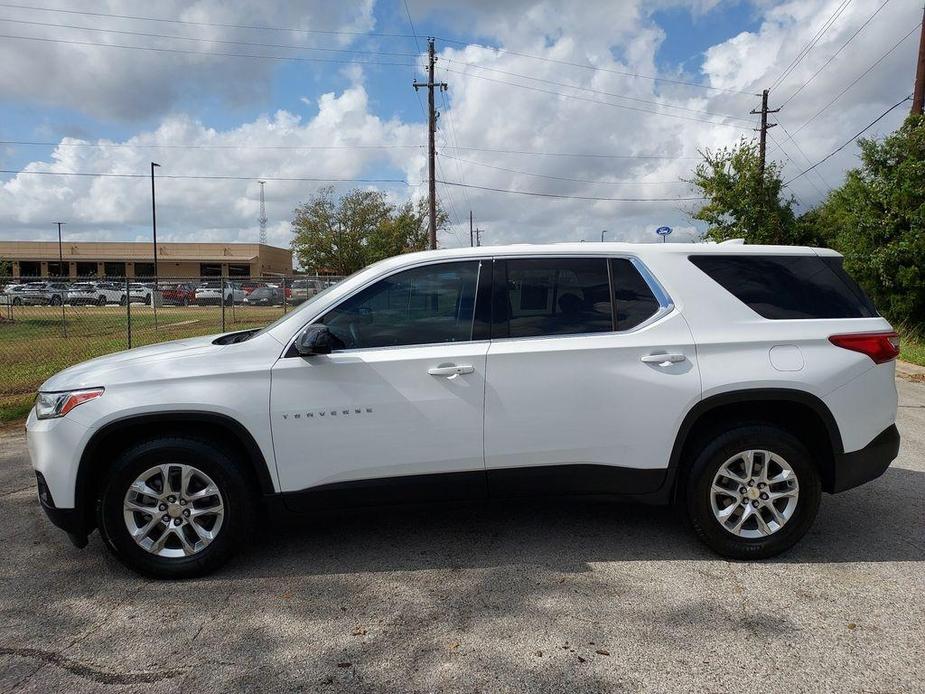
{"left": 0, "top": 275, "right": 342, "bottom": 412}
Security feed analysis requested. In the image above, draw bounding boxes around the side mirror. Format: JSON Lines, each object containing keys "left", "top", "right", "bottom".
{"left": 295, "top": 324, "right": 345, "bottom": 356}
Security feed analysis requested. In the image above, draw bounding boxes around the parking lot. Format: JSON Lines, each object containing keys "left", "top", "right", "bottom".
{"left": 0, "top": 372, "right": 922, "bottom": 693}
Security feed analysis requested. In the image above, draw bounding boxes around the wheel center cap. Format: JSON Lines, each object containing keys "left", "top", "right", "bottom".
{"left": 166, "top": 503, "right": 183, "bottom": 518}
{"left": 746, "top": 487, "right": 761, "bottom": 500}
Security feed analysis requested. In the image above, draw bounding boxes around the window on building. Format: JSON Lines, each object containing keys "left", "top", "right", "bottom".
{"left": 493, "top": 258, "right": 613, "bottom": 338}
{"left": 228, "top": 264, "right": 250, "bottom": 277}
{"left": 200, "top": 263, "right": 222, "bottom": 277}
{"left": 104, "top": 262, "right": 126, "bottom": 278}
{"left": 47, "top": 262, "right": 68, "bottom": 277}
{"left": 18, "top": 261, "right": 41, "bottom": 277}
{"left": 321, "top": 261, "right": 480, "bottom": 349}
{"left": 134, "top": 262, "right": 155, "bottom": 277}
{"left": 76, "top": 262, "right": 97, "bottom": 278}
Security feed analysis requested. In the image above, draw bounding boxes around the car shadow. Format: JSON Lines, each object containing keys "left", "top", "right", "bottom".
{"left": 219, "top": 464, "right": 925, "bottom": 580}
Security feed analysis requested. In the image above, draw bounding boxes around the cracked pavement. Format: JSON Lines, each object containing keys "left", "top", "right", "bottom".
{"left": 0, "top": 376, "right": 923, "bottom": 693}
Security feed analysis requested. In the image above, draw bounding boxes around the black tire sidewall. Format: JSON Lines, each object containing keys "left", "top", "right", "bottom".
{"left": 98, "top": 437, "right": 253, "bottom": 578}
{"left": 686, "top": 425, "right": 821, "bottom": 560}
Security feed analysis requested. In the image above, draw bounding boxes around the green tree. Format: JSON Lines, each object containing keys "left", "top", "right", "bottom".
{"left": 0, "top": 257, "right": 10, "bottom": 277}
{"left": 291, "top": 187, "right": 444, "bottom": 275}
{"left": 690, "top": 139, "right": 820, "bottom": 245}
{"left": 811, "top": 115, "right": 925, "bottom": 327}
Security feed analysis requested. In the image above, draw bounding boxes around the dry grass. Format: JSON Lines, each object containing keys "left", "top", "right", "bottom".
{"left": 0, "top": 303, "right": 286, "bottom": 420}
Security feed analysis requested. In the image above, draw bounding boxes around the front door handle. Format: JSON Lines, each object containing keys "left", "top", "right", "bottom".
{"left": 428, "top": 364, "right": 474, "bottom": 377}
{"left": 641, "top": 353, "right": 686, "bottom": 366}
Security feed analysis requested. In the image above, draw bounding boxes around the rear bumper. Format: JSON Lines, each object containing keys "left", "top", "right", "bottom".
{"left": 831, "top": 424, "right": 899, "bottom": 493}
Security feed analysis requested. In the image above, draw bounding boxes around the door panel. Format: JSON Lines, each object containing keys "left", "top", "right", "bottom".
{"left": 484, "top": 310, "right": 701, "bottom": 488}
{"left": 271, "top": 342, "right": 488, "bottom": 495}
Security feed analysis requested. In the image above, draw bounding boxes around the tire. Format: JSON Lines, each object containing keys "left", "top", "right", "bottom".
{"left": 50, "top": 296, "right": 62, "bottom": 306}
{"left": 144, "top": 294, "right": 152, "bottom": 306}
{"left": 685, "top": 424, "right": 821, "bottom": 560}
{"left": 182, "top": 297, "right": 189, "bottom": 307}
{"left": 12, "top": 297, "right": 21, "bottom": 305}
{"left": 224, "top": 294, "right": 232, "bottom": 306}
{"left": 97, "top": 436, "right": 254, "bottom": 579}
{"left": 97, "top": 295, "right": 107, "bottom": 306}
{"left": 119, "top": 295, "right": 126, "bottom": 306}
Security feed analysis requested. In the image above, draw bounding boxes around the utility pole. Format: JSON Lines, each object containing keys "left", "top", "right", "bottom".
{"left": 150, "top": 162, "right": 160, "bottom": 279}
{"left": 601, "top": 229, "right": 608, "bottom": 242}
{"left": 750, "top": 89, "right": 779, "bottom": 179}
{"left": 469, "top": 210, "right": 473, "bottom": 247}
{"left": 53, "top": 222, "right": 65, "bottom": 277}
{"left": 258, "top": 180, "right": 268, "bottom": 245}
{"left": 473, "top": 228, "right": 484, "bottom": 247}
{"left": 913, "top": 6, "right": 925, "bottom": 114}
{"left": 413, "top": 37, "right": 447, "bottom": 251}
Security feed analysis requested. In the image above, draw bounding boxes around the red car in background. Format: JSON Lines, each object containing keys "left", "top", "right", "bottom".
{"left": 159, "top": 282, "right": 197, "bottom": 306}
{"left": 239, "top": 281, "right": 267, "bottom": 296}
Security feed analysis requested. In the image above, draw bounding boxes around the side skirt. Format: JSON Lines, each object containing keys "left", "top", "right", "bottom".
{"left": 275, "top": 464, "right": 669, "bottom": 514}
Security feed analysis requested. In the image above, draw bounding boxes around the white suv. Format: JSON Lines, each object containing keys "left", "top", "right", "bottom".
{"left": 26, "top": 244, "right": 900, "bottom": 577}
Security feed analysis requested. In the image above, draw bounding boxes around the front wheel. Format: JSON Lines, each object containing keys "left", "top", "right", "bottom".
{"left": 49, "top": 296, "right": 62, "bottom": 306}
{"left": 98, "top": 436, "right": 254, "bottom": 578}
{"left": 686, "top": 424, "right": 821, "bottom": 560}
{"left": 97, "top": 295, "right": 107, "bottom": 306}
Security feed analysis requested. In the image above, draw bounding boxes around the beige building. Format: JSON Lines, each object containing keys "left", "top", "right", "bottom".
{"left": 0, "top": 241, "right": 292, "bottom": 279}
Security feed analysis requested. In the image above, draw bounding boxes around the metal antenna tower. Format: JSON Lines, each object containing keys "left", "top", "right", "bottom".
{"left": 257, "top": 180, "right": 268, "bottom": 245}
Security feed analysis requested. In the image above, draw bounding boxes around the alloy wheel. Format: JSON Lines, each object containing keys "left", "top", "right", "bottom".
{"left": 123, "top": 464, "right": 225, "bottom": 558}
{"left": 710, "top": 449, "right": 799, "bottom": 539}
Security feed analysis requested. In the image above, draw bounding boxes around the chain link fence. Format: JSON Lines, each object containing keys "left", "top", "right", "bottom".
{"left": 0, "top": 275, "right": 342, "bottom": 417}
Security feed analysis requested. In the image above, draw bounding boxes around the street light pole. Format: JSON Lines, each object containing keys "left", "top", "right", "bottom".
{"left": 150, "top": 162, "right": 161, "bottom": 330}
{"left": 601, "top": 229, "right": 608, "bottom": 242}
{"left": 150, "top": 162, "right": 160, "bottom": 281}
{"left": 53, "top": 222, "right": 66, "bottom": 277}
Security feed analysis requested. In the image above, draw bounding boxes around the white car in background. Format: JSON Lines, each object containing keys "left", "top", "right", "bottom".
{"left": 194, "top": 281, "right": 245, "bottom": 306}
{"left": 122, "top": 283, "right": 154, "bottom": 305}
{"left": 67, "top": 281, "right": 124, "bottom": 306}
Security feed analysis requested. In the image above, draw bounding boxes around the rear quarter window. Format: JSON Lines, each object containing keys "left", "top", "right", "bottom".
{"left": 689, "top": 254, "right": 877, "bottom": 320}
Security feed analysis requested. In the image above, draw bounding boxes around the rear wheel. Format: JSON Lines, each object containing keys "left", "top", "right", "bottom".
{"left": 49, "top": 295, "right": 62, "bottom": 306}
{"left": 97, "top": 295, "right": 107, "bottom": 306}
{"left": 97, "top": 436, "right": 254, "bottom": 578}
{"left": 686, "top": 424, "right": 821, "bottom": 560}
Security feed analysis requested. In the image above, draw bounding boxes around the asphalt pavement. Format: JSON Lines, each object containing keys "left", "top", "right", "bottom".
{"left": 0, "top": 375, "right": 923, "bottom": 693}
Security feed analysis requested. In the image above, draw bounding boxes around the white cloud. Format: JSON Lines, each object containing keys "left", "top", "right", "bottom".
{"left": 0, "top": 0, "right": 919, "bottom": 249}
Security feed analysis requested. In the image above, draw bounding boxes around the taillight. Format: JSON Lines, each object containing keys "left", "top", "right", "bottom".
{"left": 828, "top": 331, "right": 900, "bottom": 364}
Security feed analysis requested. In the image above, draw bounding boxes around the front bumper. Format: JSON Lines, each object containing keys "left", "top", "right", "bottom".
{"left": 831, "top": 424, "right": 900, "bottom": 493}
{"left": 35, "top": 472, "right": 88, "bottom": 547}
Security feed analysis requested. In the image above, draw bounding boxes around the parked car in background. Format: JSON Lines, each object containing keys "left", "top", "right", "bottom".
{"left": 20, "top": 281, "right": 71, "bottom": 306}
{"left": 25, "top": 244, "right": 901, "bottom": 577}
{"left": 0, "top": 282, "right": 37, "bottom": 305}
{"left": 290, "top": 278, "right": 324, "bottom": 305}
{"left": 159, "top": 282, "right": 197, "bottom": 306}
{"left": 242, "top": 286, "right": 284, "bottom": 306}
{"left": 239, "top": 281, "right": 267, "bottom": 296}
{"left": 122, "top": 283, "right": 154, "bottom": 305}
{"left": 67, "top": 281, "right": 124, "bottom": 306}
{"left": 195, "top": 281, "right": 245, "bottom": 306}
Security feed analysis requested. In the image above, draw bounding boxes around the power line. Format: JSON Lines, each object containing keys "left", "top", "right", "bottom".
{"left": 0, "top": 169, "right": 412, "bottom": 183}
{"left": 793, "top": 23, "right": 920, "bottom": 135}
{"left": 440, "top": 58, "right": 752, "bottom": 122}
{"left": 442, "top": 67, "right": 753, "bottom": 129}
{"left": 0, "top": 140, "right": 422, "bottom": 151}
{"left": 0, "top": 32, "right": 417, "bottom": 68}
{"left": 0, "top": 16, "right": 420, "bottom": 58}
{"left": 780, "top": 0, "right": 894, "bottom": 107}
{"left": 441, "top": 146, "right": 701, "bottom": 160}
{"left": 437, "top": 180, "right": 704, "bottom": 202}
{"left": 784, "top": 95, "right": 911, "bottom": 185}
{"left": 0, "top": 2, "right": 419, "bottom": 39}
{"left": 434, "top": 36, "right": 756, "bottom": 96}
{"left": 770, "top": 0, "right": 853, "bottom": 92}
{"left": 439, "top": 153, "right": 689, "bottom": 185}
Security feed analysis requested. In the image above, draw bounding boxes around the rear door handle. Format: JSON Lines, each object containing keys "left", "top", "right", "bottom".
{"left": 428, "top": 364, "right": 474, "bottom": 377}
{"left": 641, "top": 353, "right": 686, "bottom": 366}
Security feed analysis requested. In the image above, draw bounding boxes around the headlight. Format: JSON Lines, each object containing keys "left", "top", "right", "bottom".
{"left": 35, "top": 388, "right": 104, "bottom": 420}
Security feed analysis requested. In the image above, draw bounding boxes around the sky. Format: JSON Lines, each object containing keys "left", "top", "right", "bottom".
{"left": 0, "top": 0, "right": 920, "bottom": 255}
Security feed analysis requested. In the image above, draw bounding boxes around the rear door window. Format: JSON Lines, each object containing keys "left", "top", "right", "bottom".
{"left": 690, "top": 254, "right": 877, "bottom": 319}
{"left": 492, "top": 258, "right": 613, "bottom": 338}
{"left": 610, "top": 258, "right": 661, "bottom": 330}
